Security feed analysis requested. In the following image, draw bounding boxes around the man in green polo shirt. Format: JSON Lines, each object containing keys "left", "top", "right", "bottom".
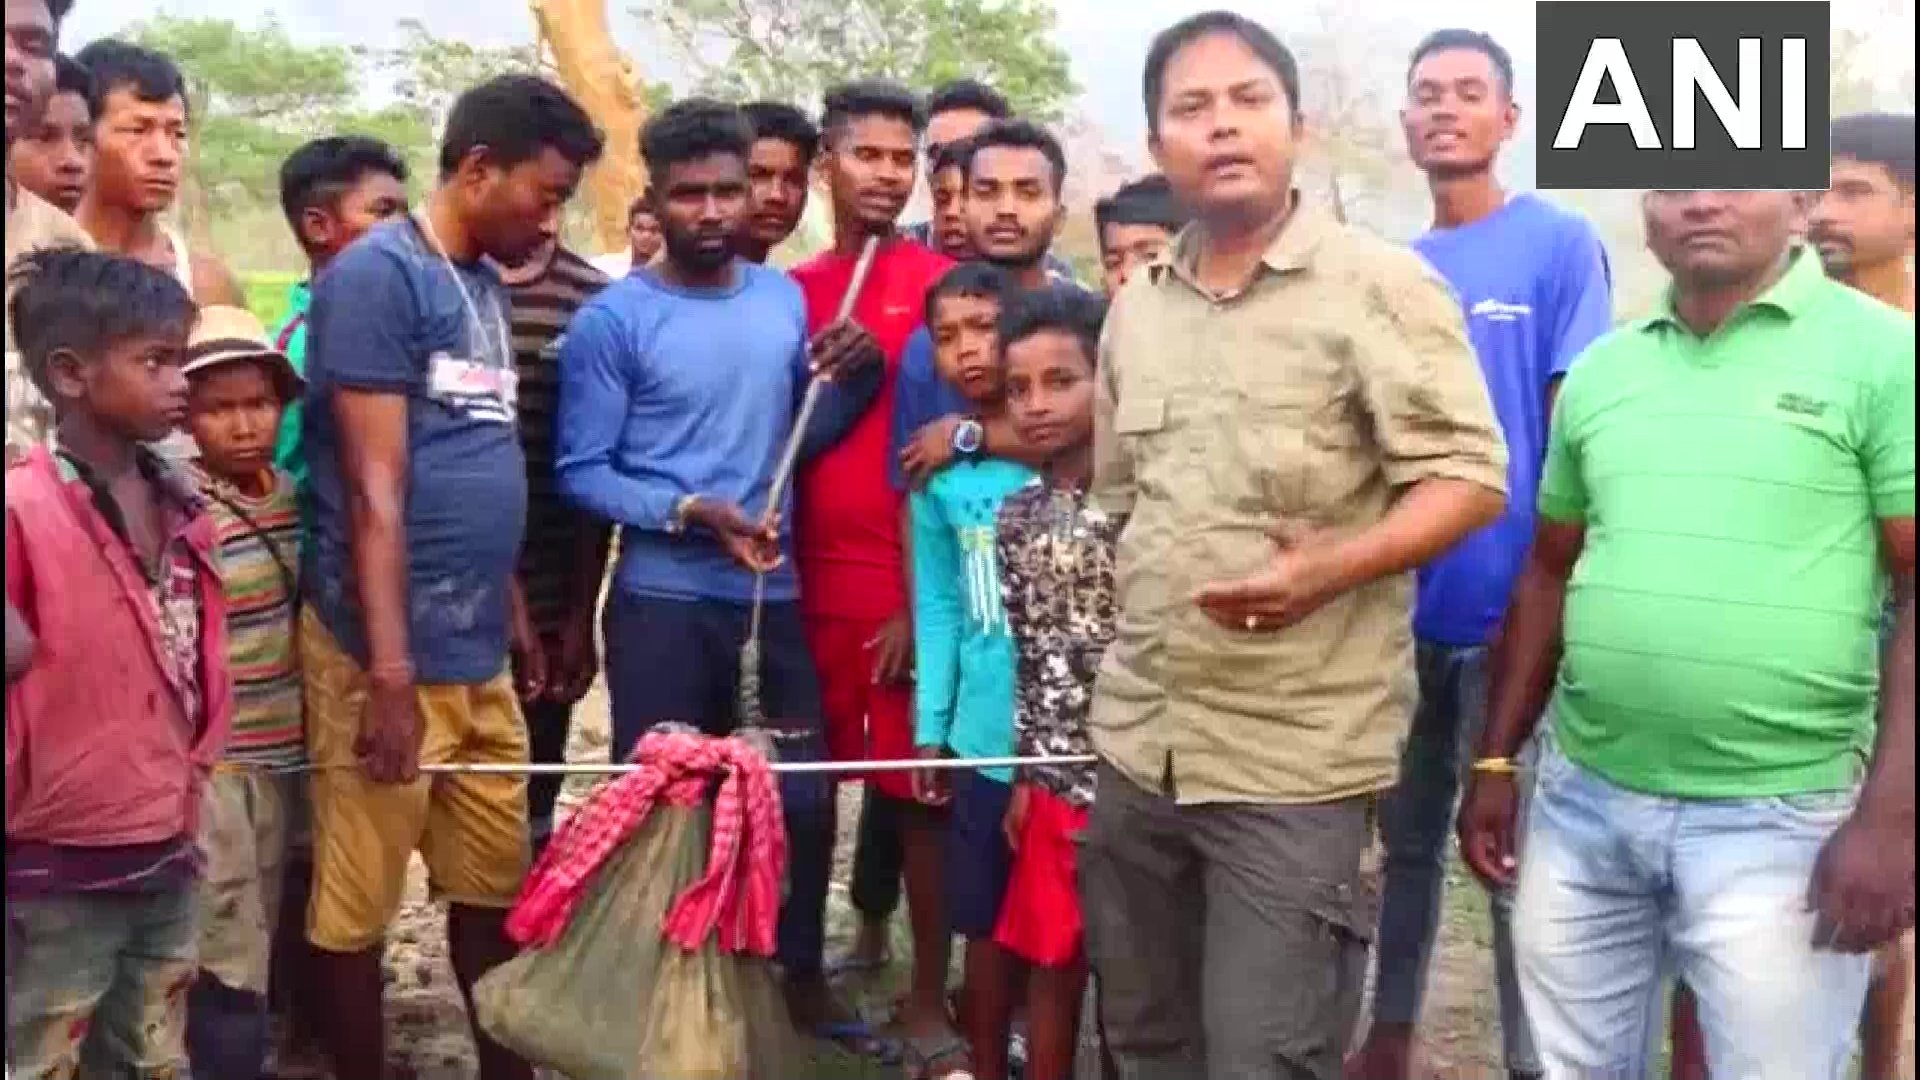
{"left": 1459, "top": 187, "right": 1914, "bottom": 1077}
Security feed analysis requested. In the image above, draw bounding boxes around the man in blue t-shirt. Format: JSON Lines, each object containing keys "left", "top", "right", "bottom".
{"left": 1346, "top": 30, "right": 1613, "bottom": 1080}
{"left": 299, "top": 75, "right": 604, "bottom": 1080}
{"left": 890, "top": 119, "right": 1091, "bottom": 493}
{"left": 555, "top": 98, "right": 880, "bottom": 1034}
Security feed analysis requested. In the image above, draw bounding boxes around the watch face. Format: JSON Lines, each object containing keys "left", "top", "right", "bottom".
{"left": 955, "top": 421, "right": 983, "bottom": 454}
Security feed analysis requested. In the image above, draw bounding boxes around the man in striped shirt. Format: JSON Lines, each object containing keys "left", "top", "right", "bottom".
{"left": 177, "top": 305, "right": 307, "bottom": 1080}
{"left": 491, "top": 236, "right": 613, "bottom": 850}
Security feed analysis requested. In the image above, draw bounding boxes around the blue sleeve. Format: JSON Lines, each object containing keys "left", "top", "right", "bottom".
{"left": 889, "top": 330, "right": 937, "bottom": 491}
{"left": 308, "top": 245, "right": 416, "bottom": 394}
{"left": 795, "top": 342, "right": 884, "bottom": 464}
{"left": 554, "top": 302, "right": 684, "bottom": 531}
{"left": 1547, "top": 220, "right": 1615, "bottom": 380}
{"left": 911, "top": 487, "right": 963, "bottom": 750}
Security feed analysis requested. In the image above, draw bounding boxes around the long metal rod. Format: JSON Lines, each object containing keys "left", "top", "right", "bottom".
{"left": 233, "top": 753, "right": 1102, "bottom": 780}
{"left": 761, "top": 233, "right": 880, "bottom": 520}
{"left": 416, "top": 754, "right": 1097, "bottom": 776}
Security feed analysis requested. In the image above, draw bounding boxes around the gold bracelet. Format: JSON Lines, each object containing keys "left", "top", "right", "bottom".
{"left": 1471, "top": 757, "right": 1520, "bottom": 775}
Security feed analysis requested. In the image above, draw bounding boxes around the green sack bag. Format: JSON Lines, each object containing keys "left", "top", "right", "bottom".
{"left": 473, "top": 802, "right": 802, "bottom": 1080}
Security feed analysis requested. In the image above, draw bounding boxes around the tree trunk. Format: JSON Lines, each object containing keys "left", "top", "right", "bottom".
{"left": 529, "top": 0, "right": 649, "bottom": 255}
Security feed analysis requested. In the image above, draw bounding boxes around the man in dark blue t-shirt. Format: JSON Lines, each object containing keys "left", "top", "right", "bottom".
{"left": 890, "top": 119, "right": 1091, "bottom": 492}
{"left": 299, "top": 75, "right": 604, "bottom": 1080}
{"left": 1347, "top": 31, "right": 1613, "bottom": 1080}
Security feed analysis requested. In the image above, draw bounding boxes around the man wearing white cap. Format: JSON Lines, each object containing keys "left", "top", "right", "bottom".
{"left": 174, "top": 305, "right": 307, "bottom": 1080}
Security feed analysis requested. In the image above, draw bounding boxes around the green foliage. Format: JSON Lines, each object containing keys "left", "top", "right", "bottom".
{"left": 360, "top": 19, "right": 546, "bottom": 132}
{"left": 130, "top": 15, "right": 358, "bottom": 123}
{"left": 124, "top": 17, "right": 362, "bottom": 226}
{"left": 241, "top": 270, "right": 302, "bottom": 329}
{"left": 107, "top": 8, "right": 1077, "bottom": 270}
{"left": 634, "top": 0, "right": 1076, "bottom": 120}
{"left": 109, "top": 15, "right": 550, "bottom": 266}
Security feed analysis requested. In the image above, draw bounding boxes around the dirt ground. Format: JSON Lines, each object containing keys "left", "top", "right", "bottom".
{"left": 374, "top": 684, "right": 1916, "bottom": 1080}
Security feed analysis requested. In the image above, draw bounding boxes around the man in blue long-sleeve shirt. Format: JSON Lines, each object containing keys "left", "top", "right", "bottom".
{"left": 554, "top": 97, "right": 881, "bottom": 1034}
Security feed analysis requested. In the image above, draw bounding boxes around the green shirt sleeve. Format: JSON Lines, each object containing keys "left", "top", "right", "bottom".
{"left": 270, "top": 314, "right": 308, "bottom": 492}
{"left": 1537, "top": 368, "right": 1589, "bottom": 523}
{"left": 1861, "top": 328, "right": 1915, "bottom": 519}
{"left": 910, "top": 486, "right": 962, "bottom": 750}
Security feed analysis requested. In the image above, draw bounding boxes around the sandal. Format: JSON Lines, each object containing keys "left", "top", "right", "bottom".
{"left": 903, "top": 1030, "right": 974, "bottom": 1080}
{"left": 811, "top": 1017, "right": 882, "bottom": 1052}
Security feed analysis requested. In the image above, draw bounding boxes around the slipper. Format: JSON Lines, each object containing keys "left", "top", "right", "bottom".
{"left": 811, "top": 1017, "right": 883, "bottom": 1055}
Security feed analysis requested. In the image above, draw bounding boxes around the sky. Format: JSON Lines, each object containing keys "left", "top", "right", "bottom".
{"left": 60, "top": 0, "right": 1917, "bottom": 181}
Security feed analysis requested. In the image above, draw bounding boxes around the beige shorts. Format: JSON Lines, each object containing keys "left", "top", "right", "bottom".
{"left": 197, "top": 769, "right": 298, "bottom": 996}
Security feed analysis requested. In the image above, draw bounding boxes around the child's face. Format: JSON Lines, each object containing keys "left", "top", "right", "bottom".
{"left": 8, "top": 89, "right": 93, "bottom": 215}
{"left": 1099, "top": 222, "right": 1174, "bottom": 295}
{"left": 929, "top": 293, "right": 1002, "bottom": 403}
{"left": 187, "top": 361, "right": 284, "bottom": 481}
{"left": 47, "top": 328, "right": 191, "bottom": 444}
{"left": 1003, "top": 328, "right": 1095, "bottom": 457}
{"left": 930, "top": 166, "right": 974, "bottom": 260}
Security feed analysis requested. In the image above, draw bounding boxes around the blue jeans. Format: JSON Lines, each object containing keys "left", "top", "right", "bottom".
{"left": 602, "top": 591, "right": 836, "bottom": 980}
{"left": 1513, "top": 738, "right": 1874, "bottom": 1079}
{"left": 5, "top": 887, "right": 198, "bottom": 1079}
{"left": 1373, "top": 642, "right": 1539, "bottom": 1073}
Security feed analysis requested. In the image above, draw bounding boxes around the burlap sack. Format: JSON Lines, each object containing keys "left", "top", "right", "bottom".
{"left": 473, "top": 802, "right": 800, "bottom": 1080}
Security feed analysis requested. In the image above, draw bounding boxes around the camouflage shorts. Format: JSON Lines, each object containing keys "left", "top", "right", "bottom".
{"left": 4, "top": 887, "right": 197, "bottom": 1080}
{"left": 197, "top": 770, "right": 296, "bottom": 996}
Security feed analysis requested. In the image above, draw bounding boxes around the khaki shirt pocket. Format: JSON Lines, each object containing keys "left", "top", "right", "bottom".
{"left": 1224, "top": 389, "right": 1313, "bottom": 518}
{"left": 1113, "top": 394, "right": 1179, "bottom": 501}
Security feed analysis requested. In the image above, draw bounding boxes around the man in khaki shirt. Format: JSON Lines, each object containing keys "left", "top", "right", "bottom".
{"left": 1079, "top": 13, "right": 1507, "bottom": 1080}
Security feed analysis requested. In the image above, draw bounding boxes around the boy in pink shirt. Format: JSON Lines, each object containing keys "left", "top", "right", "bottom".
{"left": 5, "top": 247, "right": 232, "bottom": 1079}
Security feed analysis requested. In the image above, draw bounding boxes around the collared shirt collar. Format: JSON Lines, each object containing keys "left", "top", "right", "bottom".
{"left": 1638, "top": 245, "right": 1827, "bottom": 334}
{"left": 1148, "top": 191, "right": 1332, "bottom": 294}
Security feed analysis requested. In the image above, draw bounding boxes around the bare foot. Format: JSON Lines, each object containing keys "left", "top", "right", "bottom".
{"left": 1344, "top": 1025, "right": 1413, "bottom": 1080}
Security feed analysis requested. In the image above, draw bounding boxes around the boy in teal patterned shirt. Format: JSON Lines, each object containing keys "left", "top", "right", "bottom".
{"left": 908, "top": 263, "right": 1032, "bottom": 1080}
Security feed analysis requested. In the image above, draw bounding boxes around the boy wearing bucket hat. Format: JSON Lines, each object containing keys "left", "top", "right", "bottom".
{"left": 176, "top": 305, "right": 307, "bottom": 1080}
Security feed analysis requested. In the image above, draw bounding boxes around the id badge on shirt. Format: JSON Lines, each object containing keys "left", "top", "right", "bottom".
{"left": 425, "top": 351, "right": 518, "bottom": 424}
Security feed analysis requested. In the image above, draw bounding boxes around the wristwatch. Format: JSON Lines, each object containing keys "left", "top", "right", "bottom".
{"left": 951, "top": 418, "right": 985, "bottom": 462}
{"left": 668, "top": 494, "right": 702, "bottom": 534}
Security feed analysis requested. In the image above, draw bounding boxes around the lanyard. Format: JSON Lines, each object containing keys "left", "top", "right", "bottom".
{"left": 413, "top": 211, "right": 511, "bottom": 368}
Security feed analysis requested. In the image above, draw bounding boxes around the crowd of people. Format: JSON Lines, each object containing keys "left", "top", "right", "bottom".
{"left": 3, "top": 1, "right": 1914, "bottom": 1079}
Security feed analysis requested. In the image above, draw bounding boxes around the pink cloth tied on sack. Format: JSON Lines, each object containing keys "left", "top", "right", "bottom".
{"left": 505, "top": 730, "right": 788, "bottom": 957}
